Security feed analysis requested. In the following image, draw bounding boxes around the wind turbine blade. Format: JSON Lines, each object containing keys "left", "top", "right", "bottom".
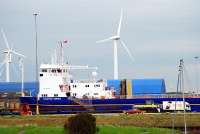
{"left": 96, "top": 38, "right": 112, "bottom": 43}
{"left": 11, "top": 50, "right": 26, "bottom": 58}
{"left": 117, "top": 9, "right": 123, "bottom": 36}
{"left": 120, "top": 40, "right": 134, "bottom": 62}
{"left": 1, "top": 28, "right": 10, "bottom": 49}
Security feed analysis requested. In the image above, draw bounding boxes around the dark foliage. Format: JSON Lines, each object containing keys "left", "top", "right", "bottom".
{"left": 64, "top": 113, "right": 96, "bottom": 134}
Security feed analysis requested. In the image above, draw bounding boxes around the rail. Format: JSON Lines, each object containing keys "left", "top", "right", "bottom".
{"left": 115, "top": 94, "right": 200, "bottom": 99}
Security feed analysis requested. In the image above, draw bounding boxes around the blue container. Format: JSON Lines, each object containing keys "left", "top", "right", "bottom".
{"left": 0, "top": 81, "right": 39, "bottom": 96}
{"left": 107, "top": 80, "right": 121, "bottom": 95}
{"left": 132, "top": 79, "right": 166, "bottom": 95}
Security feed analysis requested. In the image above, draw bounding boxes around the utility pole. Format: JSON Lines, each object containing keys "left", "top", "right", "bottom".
{"left": 194, "top": 56, "right": 199, "bottom": 94}
{"left": 172, "top": 59, "right": 187, "bottom": 134}
{"left": 180, "top": 59, "right": 187, "bottom": 134}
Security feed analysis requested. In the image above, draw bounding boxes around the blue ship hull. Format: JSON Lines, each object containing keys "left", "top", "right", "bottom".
{"left": 19, "top": 96, "right": 200, "bottom": 114}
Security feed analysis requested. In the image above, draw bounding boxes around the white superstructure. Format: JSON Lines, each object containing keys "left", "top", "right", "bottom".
{"left": 38, "top": 63, "right": 114, "bottom": 99}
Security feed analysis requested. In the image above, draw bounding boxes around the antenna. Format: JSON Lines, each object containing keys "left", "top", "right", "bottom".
{"left": 96, "top": 9, "right": 134, "bottom": 79}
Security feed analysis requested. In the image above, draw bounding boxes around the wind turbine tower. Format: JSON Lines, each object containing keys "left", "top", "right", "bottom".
{"left": 96, "top": 9, "right": 134, "bottom": 79}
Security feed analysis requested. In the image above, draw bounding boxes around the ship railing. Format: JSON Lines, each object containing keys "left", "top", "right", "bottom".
{"left": 115, "top": 93, "right": 200, "bottom": 99}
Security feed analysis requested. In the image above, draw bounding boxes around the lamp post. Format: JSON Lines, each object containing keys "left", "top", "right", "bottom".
{"left": 33, "top": 13, "right": 39, "bottom": 82}
{"left": 33, "top": 13, "right": 39, "bottom": 115}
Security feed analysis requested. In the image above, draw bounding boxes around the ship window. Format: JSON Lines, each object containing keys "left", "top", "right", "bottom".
{"left": 62, "top": 69, "right": 67, "bottom": 73}
{"left": 42, "top": 69, "right": 47, "bottom": 72}
{"left": 72, "top": 93, "right": 77, "bottom": 97}
{"left": 73, "top": 85, "right": 77, "bottom": 88}
{"left": 54, "top": 94, "right": 58, "bottom": 97}
{"left": 94, "top": 84, "right": 100, "bottom": 87}
{"left": 51, "top": 69, "right": 56, "bottom": 73}
{"left": 85, "top": 85, "right": 89, "bottom": 88}
{"left": 57, "top": 69, "right": 61, "bottom": 73}
{"left": 94, "top": 93, "right": 98, "bottom": 95}
{"left": 42, "top": 94, "right": 48, "bottom": 97}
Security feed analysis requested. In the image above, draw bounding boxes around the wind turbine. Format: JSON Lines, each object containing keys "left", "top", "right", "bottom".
{"left": 1, "top": 28, "right": 25, "bottom": 82}
{"left": 96, "top": 9, "right": 134, "bottom": 79}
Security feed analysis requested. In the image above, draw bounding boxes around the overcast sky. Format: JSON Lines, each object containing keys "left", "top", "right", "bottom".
{"left": 0, "top": 0, "right": 200, "bottom": 92}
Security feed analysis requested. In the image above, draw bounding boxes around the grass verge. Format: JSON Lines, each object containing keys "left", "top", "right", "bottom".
{"left": 0, "top": 125, "right": 181, "bottom": 134}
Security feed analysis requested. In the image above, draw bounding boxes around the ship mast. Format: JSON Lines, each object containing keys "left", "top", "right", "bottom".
{"left": 58, "top": 40, "right": 68, "bottom": 65}
{"left": 59, "top": 41, "right": 63, "bottom": 66}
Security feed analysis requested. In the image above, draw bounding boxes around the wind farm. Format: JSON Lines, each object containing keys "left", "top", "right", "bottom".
{"left": 0, "top": 29, "right": 25, "bottom": 82}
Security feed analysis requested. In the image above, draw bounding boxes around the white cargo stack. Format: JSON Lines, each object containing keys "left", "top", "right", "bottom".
{"left": 162, "top": 101, "right": 191, "bottom": 111}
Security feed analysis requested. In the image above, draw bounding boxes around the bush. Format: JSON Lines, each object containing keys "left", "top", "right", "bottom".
{"left": 64, "top": 113, "right": 96, "bottom": 134}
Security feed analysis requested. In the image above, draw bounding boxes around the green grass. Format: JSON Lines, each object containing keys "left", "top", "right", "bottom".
{"left": 97, "top": 126, "right": 180, "bottom": 134}
{"left": 1, "top": 114, "right": 200, "bottom": 127}
{"left": 0, "top": 125, "right": 180, "bottom": 134}
{"left": 0, "top": 126, "right": 64, "bottom": 134}
{"left": 0, "top": 126, "right": 20, "bottom": 134}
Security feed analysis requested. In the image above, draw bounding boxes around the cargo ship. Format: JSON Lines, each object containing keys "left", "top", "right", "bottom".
{"left": 19, "top": 60, "right": 200, "bottom": 114}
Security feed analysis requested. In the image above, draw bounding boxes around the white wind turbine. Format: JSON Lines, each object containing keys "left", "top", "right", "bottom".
{"left": 1, "top": 28, "right": 25, "bottom": 82}
{"left": 96, "top": 9, "right": 134, "bottom": 79}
